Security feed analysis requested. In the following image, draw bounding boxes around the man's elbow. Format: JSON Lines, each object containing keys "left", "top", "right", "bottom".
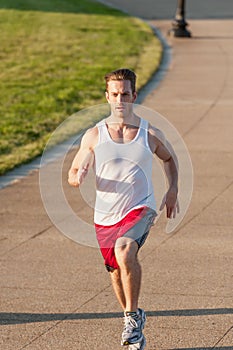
{"left": 166, "top": 155, "right": 179, "bottom": 172}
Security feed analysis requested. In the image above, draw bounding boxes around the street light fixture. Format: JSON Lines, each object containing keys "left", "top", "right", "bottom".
{"left": 169, "top": 0, "right": 191, "bottom": 37}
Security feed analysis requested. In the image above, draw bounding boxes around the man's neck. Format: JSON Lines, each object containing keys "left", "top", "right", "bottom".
{"left": 107, "top": 114, "right": 140, "bottom": 129}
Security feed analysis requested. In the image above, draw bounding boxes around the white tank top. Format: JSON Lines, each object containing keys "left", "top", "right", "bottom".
{"left": 94, "top": 117, "right": 156, "bottom": 225}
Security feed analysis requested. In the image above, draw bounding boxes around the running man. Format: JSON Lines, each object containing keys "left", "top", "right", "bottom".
{"left": 68, "top": 68, "right": 179, "bottom": 349}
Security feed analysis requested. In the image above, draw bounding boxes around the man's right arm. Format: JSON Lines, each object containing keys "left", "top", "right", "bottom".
{"left": 68, "top": 127, "right": 98, "bottom": 187}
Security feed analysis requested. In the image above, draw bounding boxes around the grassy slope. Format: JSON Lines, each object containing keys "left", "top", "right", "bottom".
{"left": 0, "top": 0, "right": 162, "bottom": 174}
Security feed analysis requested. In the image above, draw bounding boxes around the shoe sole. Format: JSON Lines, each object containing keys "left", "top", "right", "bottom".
{"left": 128, "top": 335, "right": 146, "bottom": 350}
{"left": 121, "top": 334, "right": 144, "bottom": 347}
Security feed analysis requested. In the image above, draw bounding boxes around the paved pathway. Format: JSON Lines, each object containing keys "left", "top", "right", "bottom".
{"left": 1, "top": 1, "right": 233, "bottom": 349}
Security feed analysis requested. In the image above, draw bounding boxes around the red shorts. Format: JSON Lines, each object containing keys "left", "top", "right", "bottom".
{"left": 95, "top": 207, "right": 157, "bottom": 271}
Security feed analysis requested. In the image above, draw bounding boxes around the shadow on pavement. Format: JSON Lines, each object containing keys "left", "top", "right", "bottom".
{"left": 173, "top": 346, "right": 233, "bottom": 350}
{"left": 1, "top": 308, "right": 233, "bottom": 325}
{"left": 193, "top": 36, "right": 233, "bottom": 40}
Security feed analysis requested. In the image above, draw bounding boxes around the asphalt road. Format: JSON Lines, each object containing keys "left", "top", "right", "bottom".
{"left": 98, "top": 0, "right": 233, "bottom": 19}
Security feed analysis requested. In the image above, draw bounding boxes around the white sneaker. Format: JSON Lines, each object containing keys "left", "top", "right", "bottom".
{"left": 121, "top": 309, "right": 146, "bottom": 346}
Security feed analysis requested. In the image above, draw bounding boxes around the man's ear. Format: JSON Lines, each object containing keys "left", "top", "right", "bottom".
{"left": 105, "top": 91, "right": 110, "bottom": 103}
{"left": 133, "top": 91, "right": 137, "bottom": 102}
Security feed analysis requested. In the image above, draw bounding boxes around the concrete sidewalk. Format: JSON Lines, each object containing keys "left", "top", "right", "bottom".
{"left": 1, "top": 10, "right": 233, "bottom": 350}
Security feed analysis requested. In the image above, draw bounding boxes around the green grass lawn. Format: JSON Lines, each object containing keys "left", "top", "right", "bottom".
{"left": 0, "top": 0, "right": 162, "bottom": 175}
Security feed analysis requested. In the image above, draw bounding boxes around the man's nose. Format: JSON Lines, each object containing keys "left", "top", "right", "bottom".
{"left": 117, "top": 94, "right": 123, "bottom": 102}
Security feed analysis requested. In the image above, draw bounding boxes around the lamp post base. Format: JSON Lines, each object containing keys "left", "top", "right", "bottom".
{"left": 168, "top": 20, "right": 192, "bottom": 37}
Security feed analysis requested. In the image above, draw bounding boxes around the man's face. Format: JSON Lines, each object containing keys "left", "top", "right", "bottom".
{"left": 105, "top": 80, "right": 137, "bottom": 119}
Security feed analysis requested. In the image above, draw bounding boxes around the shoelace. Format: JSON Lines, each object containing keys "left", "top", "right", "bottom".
{"left": 123, "top": 315, "right": 139, "bottom": 333}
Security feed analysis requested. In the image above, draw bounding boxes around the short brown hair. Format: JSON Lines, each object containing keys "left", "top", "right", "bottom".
{"left": 104, "top": 68, "right": 137, "bottom": 93}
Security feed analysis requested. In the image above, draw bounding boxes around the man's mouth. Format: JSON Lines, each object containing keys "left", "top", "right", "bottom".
{"left": 116, "top": 105, "right": 124, "bottom": 110}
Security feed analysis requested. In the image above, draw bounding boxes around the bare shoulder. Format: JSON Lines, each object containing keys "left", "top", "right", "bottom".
{"left": 81, "top": 126, "right": 99, "bottom": 149}
{"left": 148, "top": 124, "right": 165, "bottom": 143}
{"left": 148, "top": 123, "right": 167, "bottom": 153}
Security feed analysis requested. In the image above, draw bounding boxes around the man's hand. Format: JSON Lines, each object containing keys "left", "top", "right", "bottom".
{"left": 77, "top": 164, "right": 89, "bottom": 185}
{"left": 68, "top": 165, "right": 89, "bottom": 187}
{"left": 159, "top": 187, "right": 179, "bottom": 219}
{"left": 68, "top": 150, "right": 94, "bottom": 187}
{"left": 68, "top": 168, "right": 80, "bottom": 187}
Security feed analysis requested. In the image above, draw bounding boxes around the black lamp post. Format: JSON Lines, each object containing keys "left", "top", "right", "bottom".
{"left": 169, "top": 0, "right": 191, "bottom": 37}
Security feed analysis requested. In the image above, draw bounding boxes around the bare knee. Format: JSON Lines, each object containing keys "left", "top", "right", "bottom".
{"left": 115, "top": 238, "right": 138, "bottom": 270}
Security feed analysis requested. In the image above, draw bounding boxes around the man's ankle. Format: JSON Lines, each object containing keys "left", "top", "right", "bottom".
{"left": 125, "top": 310, "right": 138, "bottom": 317}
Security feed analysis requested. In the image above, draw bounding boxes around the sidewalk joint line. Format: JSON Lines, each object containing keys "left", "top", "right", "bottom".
{"left": 182, "top": 42, "right": 229, "bottom": 139}
{"left": 19, "top": 285, "right": 111, "bottom": 349}
{"left": 213, "top": 324, "right": 233, "bottom": 348}
{"left": 1, "top": 224, "right": 53, "bottom": 258}
{"left": 143, "top": 179, "right": 233, "bottom": 259}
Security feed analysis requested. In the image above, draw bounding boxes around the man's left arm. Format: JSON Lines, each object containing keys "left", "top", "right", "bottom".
{"left": 160, "top": 150, "right": 179, "bottom": 218}
{"left": 149, "top": 128, "right": 179, "bottom": 218}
